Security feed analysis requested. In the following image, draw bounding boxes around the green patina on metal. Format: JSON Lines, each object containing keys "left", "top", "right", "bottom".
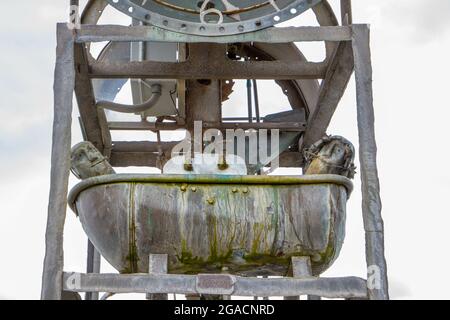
{"left": 72, "top": 174, "right": 351, "bottom": 276}
{"left": 176, "top": 239, "right": 205, "bottom": 265}
{"left": 123, "top": 183, "right": 139, "bottom": 274}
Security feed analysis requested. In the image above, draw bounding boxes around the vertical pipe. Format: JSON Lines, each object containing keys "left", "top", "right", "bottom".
{"left": 352, "top": 24, "right": 389, "bottom": 300}
{"left": 252, "top": 79, "right": 260, "bottom": 123}
{"left": 340, "top": 0, "right": 353, "bottom": 25}
{"left": 41, "top": 24, "right": 75, "bottom": 300}
{"left": 246, "top": 79, "right": 253, "bottom": 123}
{"left": 85, "top": 241, "right": 101, "bottom": 300}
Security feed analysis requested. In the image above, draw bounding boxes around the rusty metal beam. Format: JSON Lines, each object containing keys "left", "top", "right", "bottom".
{"left": 62, "top": 272, "right": 368, "bottom": 299}
{"left": 340, "top": 0, "right": 353, "bottom": 25}
{"left": 185, "top": 44, "right": 223, "bottom": 135}
{"left": 41, "top": 24, "right": 75, "bottom": 300}
{"left": 203, "top": 122, "right": 306, "bottom": 131}
{"left": 352, "top": 24, "right": 389, "bottom": 300}
{"left": 112, "top": 141, "right": 179, "bottom": 153}
{"left": 75, "top": 25, "right": 353, "bottom": 44}
{"left": 89, "top": 59, "right": 328, "bottom": 80}
{"left": 110, "top": 141, "right": 303, "bottom": 168}
{"left": 302, "top": 41, "right": 354, "bottom": 147}
{"left": 110, "top": 151, "right": 160, "bottom": 168}
{"left": 74, "top": 43, "right": 110, "bottom": 153}
{"left": 108, "top": 121, "right": 183, "bottom": 131}
{"left": 110, "top": 150, "right": 303, "bottom": 168}
{"left": 108, "top": 121, "right": 306, "bottom": 132}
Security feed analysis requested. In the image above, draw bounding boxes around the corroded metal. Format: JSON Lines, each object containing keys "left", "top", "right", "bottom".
{"left": 69, "top": 174, "right": 352, "bottom": 276}
{"left": 42, "top": 24, "right": 75, "bottom": 300}
{"left": 104, "top": 0, "right": 323, "bottom": 36}
{"left": 62, "top": 272, "right": 368, "bottom": 299}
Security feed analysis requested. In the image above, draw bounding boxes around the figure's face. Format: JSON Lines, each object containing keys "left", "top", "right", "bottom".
{"left": 318, "top": 140, "right": 349, "bottom": 166}
{"left": 71, "top": 142, "right": 114, "bottom": 179}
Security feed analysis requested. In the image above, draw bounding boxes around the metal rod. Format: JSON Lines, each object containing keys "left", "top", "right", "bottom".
{"left": 246, "top": 78, "right": 253, "bottom": 123}
{"left": 85, "top": 241, "right": 101, "bottom": 300}
{"left": 41, "top": 24, "right": 75, "bottom": 300}
{"left": 352, "top": 24, "right": 389, "bottom": 300}
{"left": 340, "top": 0, "right": 353, "bottom": 25}
{"left": 252, "top": 79, "right": 261, "bottom": 123}
{"left": 108, "top": 121, "right": 307, "bottom": 131}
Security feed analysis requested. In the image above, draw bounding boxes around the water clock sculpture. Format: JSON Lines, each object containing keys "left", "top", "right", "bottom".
{"left": 41, "top": 0, "right": 388, "bottom": 300}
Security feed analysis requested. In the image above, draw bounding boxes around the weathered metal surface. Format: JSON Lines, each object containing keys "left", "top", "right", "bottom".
{"left": 75, "top": 25, "right": 352, "bottom": 44}
{"left": 69, "top": 174, "right": 352, "bottom": 276}
{"left": 62, "top": 272, "right": 368, "bottom": 299}
{"left": 147, "top": 254, "right": 169, "bottom": 300}
{"left": 352, "top": 24, "right": 389, "bottom": 300}
{"left": 302, "top": 40, "right": 354, "bottom": 148}
{"left": 104, "top": 0, "right": 323, "bottom": 36}
{"left": 340, "top": 0, "right": 353, "bottom": 25}
{"left": 74, "top": 43, "right": 108, "bottom": 153}
{"left": 41, "top": 24, "right": 75, "bottom": 300}
{"left": 89, "top": 59, "right": 328, "bottom": 80}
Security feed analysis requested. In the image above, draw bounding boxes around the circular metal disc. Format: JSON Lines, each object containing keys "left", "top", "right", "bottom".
{"left": 106, "top": 0, "right": 322, "bottom": 36}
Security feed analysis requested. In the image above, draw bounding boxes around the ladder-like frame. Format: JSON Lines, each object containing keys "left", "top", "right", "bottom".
{"left": 41, "top": 7, "right": 388, "bottom": 300}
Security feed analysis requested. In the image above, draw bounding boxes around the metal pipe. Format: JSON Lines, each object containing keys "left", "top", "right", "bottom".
{"left": 96, "top": 84, "right": 161, "bottom": 113}
{"left": 252, "top": 79, "right": 261, "bottom": 123}
{"left": 246, "top": 79, "right": 253, "bottom": 123}
{"left": 85, "top": 240, "right": 101, "bottom": 300}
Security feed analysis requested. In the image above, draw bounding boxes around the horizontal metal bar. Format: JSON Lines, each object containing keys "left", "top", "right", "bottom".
{"left": 90, "top": 60, "right": 327, "bottom": 80}
{"left": 108, "top": 121, "right": 306, "bottom": 131}
{"left": 109, "top": 150, "right": 304, "bottom": 168}
{"left": 203, "top": 122, "right": 307, "bottom": 131}
{"left": 63, "top": 273, "right": 367, "bottom": 299}
{"left": 112, "top": 141, "right": 179, "bottom": 153}
{"left": 75, "top": 25, "right": 353, "bottom": 44}
{"left": 108, "top": 122, "right": 183, "bottom": 131}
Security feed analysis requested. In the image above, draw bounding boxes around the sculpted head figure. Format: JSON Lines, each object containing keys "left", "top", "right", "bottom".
{"left": 304, "top": 135, "right": 356, "bottom": 179}
{"left": 71, "top": 142, "right": 115, "bottom": 180}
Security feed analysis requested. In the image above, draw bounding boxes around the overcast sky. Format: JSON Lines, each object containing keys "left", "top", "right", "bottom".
{"left": 0, "top": 0, "right": 449, "bottom": 300}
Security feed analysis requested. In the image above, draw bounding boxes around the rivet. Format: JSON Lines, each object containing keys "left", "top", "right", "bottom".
{"left": 191, "top": 187, "right": 197, "bottom": 192}
{"left": 207, "top": 198, "right": 216, "bottom": 205}
{"left": 180, "top": 184, "right": 188, "bottom": 192}
{"left": 232, "top": 188, "right": 238, "bottom": 193}
{"left": 242, "top": 188, "right": 249, "bottom": 194}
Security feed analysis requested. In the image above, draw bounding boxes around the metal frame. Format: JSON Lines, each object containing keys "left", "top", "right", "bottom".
{"left": 104, "top": 0, "right": 323, "bottom": 37}
{"left": 42, "top": 3, "right": 388, "bottom": 300}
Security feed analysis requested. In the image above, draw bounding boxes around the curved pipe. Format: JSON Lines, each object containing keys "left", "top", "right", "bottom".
{"left": 96, "top": 84, "right": 162, "bottom": 113}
